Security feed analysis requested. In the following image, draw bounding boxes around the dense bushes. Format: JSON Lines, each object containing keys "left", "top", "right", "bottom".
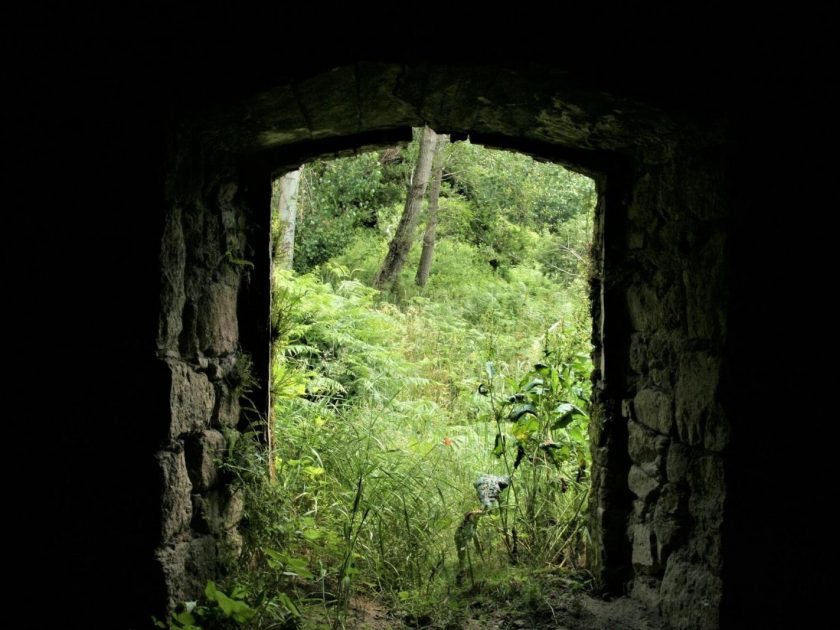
{"left": 161, "top": 138, "right": 598, "bottom": 629}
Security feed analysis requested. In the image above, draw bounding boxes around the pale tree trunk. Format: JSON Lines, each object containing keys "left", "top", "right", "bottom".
{"left": 275, "top": 168, "right": 301, "bottom": 270}
{"left": 415, "top": 134, "right": 448, "bottom": 287}
{"left": 267, "top": 167, "right": 301, "bottom": 480}
{"left": 373, "top": 126, "right": 437, "bottom": 289}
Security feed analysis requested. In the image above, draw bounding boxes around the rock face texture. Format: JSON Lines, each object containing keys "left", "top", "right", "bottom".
{"left": 589, "top": 151, "right": 731, "bottom": 630}
{"left": 27, "top": 21, "right": 829, "bottom": 630}
{"left": 154, "top": 152, "right": 271, "bottom": 610}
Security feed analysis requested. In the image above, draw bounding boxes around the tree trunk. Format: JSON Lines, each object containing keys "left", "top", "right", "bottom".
{"left": 275, "top": 168, "right": 301, "bottom": 270}
{"left": 415, "top": 134, "right": 448, "bottom": 286}
{"left": 373, "top": 126, "right": 437, "bottom": 289}
{"left": 268, "top": 167, "right": 301, "bottom": 480}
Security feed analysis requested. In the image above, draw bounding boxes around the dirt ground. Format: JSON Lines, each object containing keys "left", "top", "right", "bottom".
{"left": 340, "top": 590, "right": 665, "bottom": 629}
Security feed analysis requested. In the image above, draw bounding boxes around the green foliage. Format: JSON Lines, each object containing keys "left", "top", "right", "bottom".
{"left": 212, "top": 429, "right": 306, "bottom": 629}
{"left": 256, "top": 266, "right": 592, "bottom": 625}
{"left": 534, "top": 210, "right": 594, "bottom": 284}
{"left": 153, "top": 581, "right": 258, "bottom": 630}
{"left": 293, "top": 151, "right": 407, "bottom": 273}
{"left": 443, "top": 141, "right": 595, "bottom": 265}
{"left": 238, "top": 138, "right": 597, "bottom": 627}
{"left": 272, "top": 266, "right": 415, "bottom": 403}
{"left": 444, "top": 140, "right": 595, "bottom": 229}
{"left": 290, "top": 136, "right": 596, "bottom": 280}
{"left": 481, "top": 327, "right": 593, "bottom": 565}
{"left": 225, "top": 353, "right": 258, "bottom": 402}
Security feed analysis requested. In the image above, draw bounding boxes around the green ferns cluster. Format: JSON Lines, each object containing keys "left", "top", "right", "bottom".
{"left": 210, "top": 140, "right": 596, "bottom": 629}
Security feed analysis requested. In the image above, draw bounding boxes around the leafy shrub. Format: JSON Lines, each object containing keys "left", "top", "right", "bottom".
{"left": 239, "top": 137, "right": 598, "bottom": 626}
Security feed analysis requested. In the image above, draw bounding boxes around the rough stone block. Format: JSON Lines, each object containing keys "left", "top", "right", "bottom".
{"left": 214, "top": 383, "right": 240, "bottom": 428}
{"left": 687, "top": 455, "right": 725, "bottom": 527}
{"left": 627, "top": 420, "right": 669, "bottom": 480}
{"left": 626, "top": 285, "right": 660, "bottom": 332}
{"left": 653, "top": 483, "right": 687, "bottom": 563}
{"left": 632, "top": 499, "right": 646, "bottom": 520}
{"left": 191, "top": 487, "right": 244, "bottom": 536}
{"left": 158, "top": 448, "right": 193, "bottom": 542}
{"left": 221, "top": 490, "right": 244, "bottom": 530}
{"left": 295, "top": 65, "right": 361, "bottom": 138}
{"left": 190, "top": 493, "right": 212, "bottom": 534}
{"left": 628, "top": 465, "right": 660, "bottom": 503}
{"left": 204, "top": 361, "right": 224, "bottom": 381}
{"left": 665, "top": 442, "right": 692, "bottom": 482}
{"left": 169, "top": 361, "right": 215, "bottom": 439}
{"left": 358, "top": 62, "right": 425, "bottom": 130}
{"left": 621, "top": 398, "right": 634, "bottom": 420}
{"left": 185, "top": 429, "right": 227, "bottom": 492}
{"left": 197, "top": 282, "right": 239, "bottom": 356}
{"left": 631, "top": 523, "right": 657, "bottom": 570}
{"left": 660, "top": 552, "right": 721, "bottom": 630}
{"left": 219, "top": 528, "right": 244, "bottom": 563}
{"left": 628, "top": 333, "right": 647, "bottom": 374}
{"left": 250, "top": 84, "right": 311, "bottom": 148}
{"left": 650, "top": 368, "right": 672, "bottom": 388}
{"left": 156, "top": 541, "right": 190, "bottom": 611}
{"left": 628, "top": 229, "right": 645, "bottom": 250}
{"left": 675, "top": 351, "right": 728, "bottom": 451}
{"left": 633, "top": 389, "right": 673, "bottom": 435}
{"left": 631, "top": 575, "right": 662, "bottom": 611}
{"left": 158, "top": 206, "right": 186, "bottom": 353}
{"left": 184, "top": 536, "right": 219, "bottom": 597}
{"left": 158, "top": 530, "right": 238, "bottom": 603}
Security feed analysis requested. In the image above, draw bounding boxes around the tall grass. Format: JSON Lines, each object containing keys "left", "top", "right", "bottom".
{"left": 221, "top": 234, "right": 593, "bottom": 627}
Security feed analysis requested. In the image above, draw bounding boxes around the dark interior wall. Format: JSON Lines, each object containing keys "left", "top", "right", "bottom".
{"left": 15, "top": 12, "right": 831, "bottom": 628}
{"left": 720, "top": 105, "right": 829, "bottom": 626}
{"left": 600, "top": 149, "right": 731, "bottom": 630}
{"left": 154, "top": 145, "right": 272, "bottom": 611}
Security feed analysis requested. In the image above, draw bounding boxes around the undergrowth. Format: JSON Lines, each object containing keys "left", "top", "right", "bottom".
{"left": 160, "top": 139, "right": 596, "bottom": 629}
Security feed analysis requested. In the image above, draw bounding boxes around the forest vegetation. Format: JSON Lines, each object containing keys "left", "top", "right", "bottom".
{"left": 160, "top": 128, "right": 597, "bottom": 629}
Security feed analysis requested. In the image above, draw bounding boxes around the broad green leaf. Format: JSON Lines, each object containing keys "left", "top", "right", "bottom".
{"left": 569, "top": 424, "right": 587, "bottom": 444}
{"left": 513, "top": 416, "right": 539, "bottom": 441}
{"left": 522, "top": 378, "right": 544, "bottom": 392}
{"left": 204, "top": 581, "right": 218, "bottom": 600}
{"left": 508, "top": 403, "right": 537, "bottom": 421}
{"left": 551, "top": 367, "right": 561, "bottom": 391}
{"left": 284, "top": 556, "right": 315, "bottom": 579}
{"left": 302, "top": 528, "right": 322, "bottom": 541}
{"left": 173, "top": 611, "right": 196, "bottom": 625}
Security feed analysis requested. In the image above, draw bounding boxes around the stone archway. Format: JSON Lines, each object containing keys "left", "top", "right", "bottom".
{"left": 157, "top": 64, "right": 730, "bottom": 629}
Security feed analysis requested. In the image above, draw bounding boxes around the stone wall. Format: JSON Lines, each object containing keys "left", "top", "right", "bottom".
{"left": 154, "top": 151, "right": 271, "bottom": 609}
{"left": 157, "top": 63, "right": 734, "bottom": 626}
{"left": 586, "top": 143, "right": 731, "bottom": 629}
{"left": 592, "top": 151, "right": 730, "bottom": 629}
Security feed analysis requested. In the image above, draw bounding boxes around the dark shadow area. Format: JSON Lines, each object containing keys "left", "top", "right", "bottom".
{"left": 12, "top": 11, "right": 832, "bottom": 628}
